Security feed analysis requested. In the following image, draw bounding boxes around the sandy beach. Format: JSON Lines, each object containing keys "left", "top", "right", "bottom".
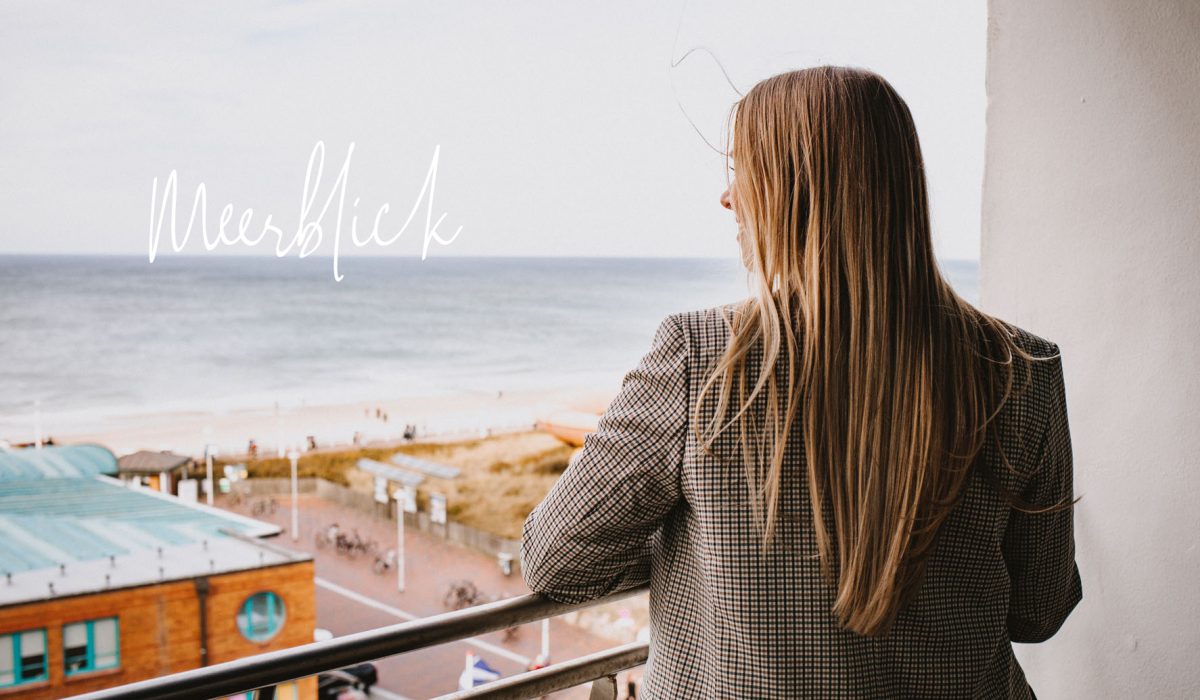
{"left": 33, "top": 383, "right": 619, "bottom": 459}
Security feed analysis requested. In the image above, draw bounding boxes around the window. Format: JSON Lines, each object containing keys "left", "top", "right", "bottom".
{"left": 237, "top": 592, "right": 285, "bottom": 642}
{"left": 0, "top": 629, "right": 48, "bottom": 687}
{"left": 63, "top": 618, "right": 120, "bottom": 676}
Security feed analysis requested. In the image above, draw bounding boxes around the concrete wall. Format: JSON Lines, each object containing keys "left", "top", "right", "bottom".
{"left": 982, "top": 1, "right": 1200, "bottom": 697}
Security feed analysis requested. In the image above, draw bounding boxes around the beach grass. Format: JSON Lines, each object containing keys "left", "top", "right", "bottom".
{"left": 217, "top": 431, "right": 576, "bottom": 540}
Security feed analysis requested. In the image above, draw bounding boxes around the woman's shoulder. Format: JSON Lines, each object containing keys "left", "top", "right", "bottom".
{"left": 669, "top": 303, "right": 1061, "bottom": 348}
{"left": 987, "top": 317, "right": 1067, "bottom": 398}
{"left": 655, "top": 299, "right": 750, "bottom": 368}
{"left": 668, "top": 297, "right": 754, "bottom": 341}
{"left": 664, "top": 303, "right": 1066, "bottom": 380}
{"left": 992, "top": 316, "right": 1061, "bottom": 359}
{"left": 972, "top": 317, "right": 1068, "bottom": 453}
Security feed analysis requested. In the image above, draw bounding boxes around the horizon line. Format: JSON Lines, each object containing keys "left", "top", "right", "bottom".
{"left": 0, "top": 251, "right": 983, "bottom": 263}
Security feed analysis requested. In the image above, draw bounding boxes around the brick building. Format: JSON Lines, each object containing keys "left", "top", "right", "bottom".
{"left": 0, "top": 445, "right": 315, "bottom": 699}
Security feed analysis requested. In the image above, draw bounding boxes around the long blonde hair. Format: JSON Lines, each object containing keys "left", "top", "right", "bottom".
{"left": 694, "top": 66, "right": 1077, "bottom": 637}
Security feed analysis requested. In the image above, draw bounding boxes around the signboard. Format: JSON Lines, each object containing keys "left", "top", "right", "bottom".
{"left": 402, "top": 485, "right": 418, "bottom": 514}
{"left": 430, "top": 492, "right": 447, "bottom": 525}
{"left": 390, "top": 453, "right": 461, "bottom": 479}
{"left": 374, "top": 476, "right": 389, "bottom": 505}
{"left": 357, "top": 458, "right": 424, "bottom": 487}
{"left": 177, "top": 479, "right": 199, "bottom": 504}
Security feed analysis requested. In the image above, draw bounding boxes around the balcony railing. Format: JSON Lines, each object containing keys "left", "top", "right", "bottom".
{"left": 65, "top": 584, "right": 650, "bottom": 700}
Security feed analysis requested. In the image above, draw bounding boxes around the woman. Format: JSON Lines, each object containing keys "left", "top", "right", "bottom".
{"left": 521, "top": 66, "right": 1082, "bottom": 699}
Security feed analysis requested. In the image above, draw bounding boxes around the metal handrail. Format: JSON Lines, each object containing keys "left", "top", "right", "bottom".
{"left": 432, "top": 641, "right": 648, "bottom": 700}
{"left": 65, "top": 585, "right": 649, "bottom": 700}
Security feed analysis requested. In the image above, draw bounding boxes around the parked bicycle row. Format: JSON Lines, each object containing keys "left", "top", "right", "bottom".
{"left": 315, "top": 522, "right": 400, "bottom": 573}
{"left": 226, "top": 492, "right": 280, "bottom": 516}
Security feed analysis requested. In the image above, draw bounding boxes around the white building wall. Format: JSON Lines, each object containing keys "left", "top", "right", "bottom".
{"left": 982, "top": 1, "right": 1200, "bottom": 697}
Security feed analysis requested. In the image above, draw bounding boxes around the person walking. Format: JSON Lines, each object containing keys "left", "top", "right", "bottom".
{"left": 521, "top": 66, "right": 1081, "bottom": 698}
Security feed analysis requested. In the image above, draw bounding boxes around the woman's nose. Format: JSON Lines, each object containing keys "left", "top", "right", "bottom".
{"left": 720, "top": 188, "right": 732, "bottom": 210}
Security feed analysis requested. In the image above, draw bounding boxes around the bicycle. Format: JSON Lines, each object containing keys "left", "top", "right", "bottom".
{"left": 336, "top": 532, "right": 357, "bottom": 558}
{"left": 443, "top": 579, "right": 481, "bottom": 610}
{"left": 355, "top": 537, "right": 379, "bottom": 559}
{"left": 251, "top": 497, "right": 278, "bottom": 517}
{"left": 337, "top": 530, "right": 369, "bottom": 559}
{"left": 372, "top": 549, "right": 396, "bottom": 575}
{"left": 316, "top": 524, "right": 340, "bottom": 549}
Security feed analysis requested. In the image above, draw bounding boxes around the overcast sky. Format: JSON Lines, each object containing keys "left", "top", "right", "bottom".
{"left": 0, "top": 1, "right": 984, "bottom": 260}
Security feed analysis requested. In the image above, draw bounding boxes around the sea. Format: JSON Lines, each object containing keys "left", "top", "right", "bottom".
{"left": 0, "top": 255, "right": 978, "bottom": 435}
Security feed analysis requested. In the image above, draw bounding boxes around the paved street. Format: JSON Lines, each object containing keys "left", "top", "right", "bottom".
{"left": 218, "top": 493, "right": 641, "bottom": 699}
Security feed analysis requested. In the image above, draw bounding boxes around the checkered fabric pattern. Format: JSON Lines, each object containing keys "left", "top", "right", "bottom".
{"left": 521, "top": 302, "right": 1082, "bottom": 699}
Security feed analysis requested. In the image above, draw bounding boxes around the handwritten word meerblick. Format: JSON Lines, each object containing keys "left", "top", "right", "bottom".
{"left": 148, "top": 142, "right": 463, "bottom": 281}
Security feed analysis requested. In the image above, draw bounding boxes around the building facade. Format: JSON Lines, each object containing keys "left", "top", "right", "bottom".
{"left": 0, "top": 445, "right": 316, "bottom": 699}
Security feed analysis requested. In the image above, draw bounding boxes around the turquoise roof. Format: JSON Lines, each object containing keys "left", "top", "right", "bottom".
{"left": 0, "top": 447, "right": 279, "bottom": 576}
{"left": 0, "top": 444, "right": 118, "bottom": 481}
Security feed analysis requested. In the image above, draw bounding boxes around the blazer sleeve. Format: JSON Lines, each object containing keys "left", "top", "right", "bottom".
{"left": 520, "top": 313, "right": 689, "bottom": 604}
{"left": 1003, "top": 345, "right": 1084, "bottom": 643}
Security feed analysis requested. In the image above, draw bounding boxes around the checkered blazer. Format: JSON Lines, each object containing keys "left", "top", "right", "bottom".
{"left": 521, "top": 302, "right": 1082, "bottom": 699}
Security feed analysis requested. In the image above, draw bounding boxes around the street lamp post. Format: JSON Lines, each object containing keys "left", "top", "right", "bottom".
{"left": 204, "top": 444, "right": 215, "bottom": 506}
{"left": 203, "top": 426, "right": 214, "bottom": 506}
{"left": 287, "top": 450, "right": 300, "bottom": 542}
{"left": 394, "top": 493, "right": 406, "bottom": 592}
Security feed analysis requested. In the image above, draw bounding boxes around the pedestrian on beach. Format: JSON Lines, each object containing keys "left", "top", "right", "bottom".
{"left": 521, "top": 67, "right": 1081, "bottom": 699}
